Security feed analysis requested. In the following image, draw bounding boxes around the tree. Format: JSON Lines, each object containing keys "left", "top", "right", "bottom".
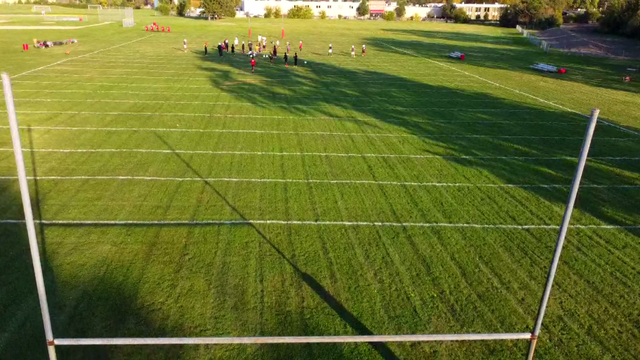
{"left": 157, "top": 3, "right": 171, "bottom": 15}
{"left": 202, "top": 0, "right": 237, "bottom": 19}
{"left": 320, "top": 10, "right": 328, "bottom": 19}
{"left": 412, "top": 13, "right": 422, "bottom": 21}
{"left": 357, "top": 0, "right": 369, "bottom": 17}
{"left": 177, "top": 0, "right": 187, "bottom": 16}
{"left": 274, "top": 6, "right": 282, "bottom": 18}
{"left": 264, "top": 5, "right": 273, "bottom": 18}
{"left": 452, "top": 8, "right": 470, "bottom": 22}
{"left": 287, "top": 6, "right": 314, "bottom": 19}
{"left": 395, "top": 0, "right": 407, "bottom": 18}
{"left": 599, "top": 0, "right": 640, "bottom": 38}
{"left": 441, "top": 0, "right": 455, "bottom": 19}
{"left": 383, "top": 10, "right": 396, "bottom": 20}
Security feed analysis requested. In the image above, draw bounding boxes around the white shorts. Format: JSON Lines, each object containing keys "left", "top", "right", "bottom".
{"left": 184, "top": 44, "right": 187, "bottom": 49}
{"left": 329, "top": 49, "right": 332, "bottom": 54}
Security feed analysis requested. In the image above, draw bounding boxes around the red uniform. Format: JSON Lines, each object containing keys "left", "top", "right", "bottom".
{"left": 251, "top": 58, "right": 256, "bottom": 73}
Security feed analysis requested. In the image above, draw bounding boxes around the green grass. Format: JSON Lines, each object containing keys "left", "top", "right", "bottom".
{"left": 1, "top": 8, "right": 639, "bottom": 359}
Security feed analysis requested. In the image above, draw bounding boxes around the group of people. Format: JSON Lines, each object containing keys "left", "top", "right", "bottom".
{"left": 186, "top": 35, "right": 366, "bottom": 73}
{"left": 329, "top": 44, "right": 366, "bottom": 57}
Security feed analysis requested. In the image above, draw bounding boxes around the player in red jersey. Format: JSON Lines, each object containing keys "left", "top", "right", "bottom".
{"left": 251, "top": 56, "right": 256, "bottom": 73}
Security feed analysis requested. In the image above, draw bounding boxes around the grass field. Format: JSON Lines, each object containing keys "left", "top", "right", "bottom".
{"left": 1, "top": 6, "right": 639, "bottom": 359}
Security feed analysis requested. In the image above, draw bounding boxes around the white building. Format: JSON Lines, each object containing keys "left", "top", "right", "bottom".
{"left": 241, "top": 0, "right": 505, "bottom": 20}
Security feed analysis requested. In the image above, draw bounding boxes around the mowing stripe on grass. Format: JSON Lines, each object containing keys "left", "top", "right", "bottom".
{"left": 8, "top": 35, "right": 154, "bottom": 79}
{"left": 4, "top": 124, "right": 631, "bottom": 140}
{"left": 381, "top": 42, "right": 640, "bottom": 137}
{"left": 0, "top": 175, "right": 637, "bottom": 188}
{"left": 1, "top": 148, "right": 637, "bottom": 160}
{"left": 0, "top": 219, "right": 637, "bottom": 229}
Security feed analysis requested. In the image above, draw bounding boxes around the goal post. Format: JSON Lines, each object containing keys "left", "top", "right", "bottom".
{"left": 88, "top": 5, "right": 103, "bottom": 10}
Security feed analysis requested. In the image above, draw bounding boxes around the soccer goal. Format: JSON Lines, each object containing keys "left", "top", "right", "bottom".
{"left": 32, "top": 5, "right": 52, "bottom": 13}
{"left": 88, "top": 5, "right": 103, "bottom": 10}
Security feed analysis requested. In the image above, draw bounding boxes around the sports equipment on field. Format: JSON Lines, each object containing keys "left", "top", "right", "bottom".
{"left": 530, "top": 63, "right": 566, "bottom": 73}
{"left": 32, "top": 5, "right": 51, "bottom": 13}
{"left": 88, "top": 5, "right": 103, "bottom": 10}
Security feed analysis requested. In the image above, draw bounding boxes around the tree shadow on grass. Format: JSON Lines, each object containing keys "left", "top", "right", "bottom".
{"left": 154, "top": 133, "right": 400, "bottom": 360}
{"left": 381, "top": 28, "right": 640, "bottom": 95}
{"left": 193, "top": 49, "right": 640, "bottom": 357}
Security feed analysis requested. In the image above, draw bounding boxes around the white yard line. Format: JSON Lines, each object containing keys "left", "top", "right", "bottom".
{"left": 0, "top": 22, "right": 112, "bottom": 30}
{"left": 381, "top": 42, "right": 640, "bottom": 137}
{"left": 0, "top": 175, "right": 636, "bottom": 188}
{"left": 13, "top": 98, "right": 521, "bottom": 111}
{"left": 0, "top": 219, "right": 637, "bottom": 229}
{"left": 0, "top": 123, "right": 629, "bottom": 140}
{"left": 5, "top": 35, "right": 153, "bottom": 79}
{"left": 23, "top": 73, "right": 478, "bottom": 85}
{"left": 1, "top": 148, "right": 637, "bottom": 160}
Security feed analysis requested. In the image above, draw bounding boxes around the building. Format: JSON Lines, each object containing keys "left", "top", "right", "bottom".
{"left": 241, "top": 0, "right": 505, "bottom": 20}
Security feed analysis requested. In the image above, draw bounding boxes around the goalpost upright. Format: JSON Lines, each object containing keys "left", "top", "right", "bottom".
{"left": 2, "top": 68, "right": 603, "bottom": 359}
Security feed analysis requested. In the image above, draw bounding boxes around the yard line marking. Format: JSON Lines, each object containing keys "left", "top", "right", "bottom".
{"left": 381, "top": 42, "right": 640, "bottom": 137}
{"left": 1, "top": 219, "right": 638, "bottom": 229}
{"left": 23, "top": 73, "right": 478, "bottom": 85}
{"left": 9, "top": 80, "right": 491, "bottom": 89}
{"left": 7, "top": 35, "right": 154, "bottom": 79}
{"left": 1, "top": 148, "right": 637, "bottom": 160}
{"left": 11, "top": 81, "right": 485, "bottom": 90}
{"left": 0, "top": 176, "right": 637, "bottom": 188}
{"left": 12, "top": 98, "right": 528, "bottom": 112}
{"left": 2, "top": 124, "right": 631, "bottom": 140}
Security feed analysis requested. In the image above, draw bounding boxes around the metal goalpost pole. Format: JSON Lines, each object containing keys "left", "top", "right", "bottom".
{"left": 526, "top": 108, "right": 600, "bottom": 360}
{"left": 2, "top": 72, "right": 57, "bottom": 360}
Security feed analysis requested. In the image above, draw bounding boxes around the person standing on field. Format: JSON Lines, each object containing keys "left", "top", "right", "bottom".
{"left": 218, "top": 43, "right": 223, "bottom": 56}
{"left": 242, "top": 41, "right": 245, "bottom": 54}
{"left": 234, "top": 37, "right": 239, "bottom": 48}
{"left": 231, "top": 43, "right": 235, "bottom": 55}
{"left": 351, "top": 45, "right": 355, "bottom": 57}
{"left": 258, "top": 34, "right": 262, "bottom": 44}
{"left": 251, "top": 56, "right": 256, "bottom": 73}
{"left": 183, "top": 39, "right": 188, "bottom": 52}
{"left": 284, "top": 52, "right": 288, "bottom": 67}
{"left": 362, "top": 44, "right": 366, "bottom": 57}
{"left": 224, "top": 38, "right": 229, "bottom": 52}
{"left": 287, "top": 41, "right": 290, "bottom": 54}
{"left": 204, "top": 42, "right": 208, "bottom": 55}
{"left": 328, "top": 43, "right": 333, "bottom": 56}
{"left": 294, "top": 52, "right": 298, "bottom": 66}
{"left": 299, "top": 40, "right": 303, "bottom": 52}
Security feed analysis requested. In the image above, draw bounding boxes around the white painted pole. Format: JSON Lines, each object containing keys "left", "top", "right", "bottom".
{"left": 526, "top": 108, "right": 600, "bottom": 360}
{"left": 2, "top": 72, "right": 57, "bottom": 360}
{"left": 54, "top": 332, "right": 533, "bottom": 345}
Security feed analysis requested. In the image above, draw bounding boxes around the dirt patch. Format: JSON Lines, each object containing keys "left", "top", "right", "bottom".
{"left": 537, "top": 24, "right": 640, "bottom": 59}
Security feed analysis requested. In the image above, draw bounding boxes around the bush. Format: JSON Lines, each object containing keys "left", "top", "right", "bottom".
{"left": 157, "top": 3, "right": 171, "bottom": 15}
{"left": 535, "top": 13, "right": 562, "bottom": 29}
{"left": 452, "top": 8, "right": 470, "bottom": 23}
{"left": 320, "top": 10, "right": 327, "bottom": 19}
{"left": 395, "top": 0, "right": 406, "bottom": 18}
{"left": 483, "top": 12, "right": 489, "bottom": 21}
{"left": 476, "top": 14, "right": 481, "bottom": 20}
{"left": 264, "top": 6, "right": 273, "bottom": 18}
{"left": 383, "top": 11, "right": 396, "bottom": 21}
{"left": 287, "top": 6, "right": 314, "bottom": 19}
{"left": 338, "top": 14, "right": 343, "bottom": 19}
{"left": 274, "top": 6, "right": 281, "bottom": 18}
{"left": 577, "top": 9, "right": 600, "bottom": 23}
{"left": 564, "top": 13, "right": 577, "bottom": 23}
{"left": 177, "top": 0, "right": 187, "bottom": 16}
{"left": 412, "top": 13, "right": 421, "bottom": 21}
